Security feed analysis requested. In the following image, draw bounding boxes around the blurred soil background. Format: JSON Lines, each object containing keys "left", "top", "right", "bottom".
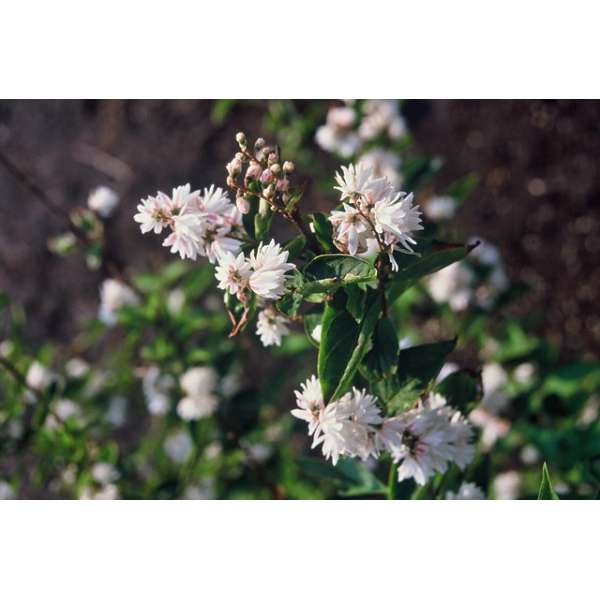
{"left": 0, "top": 100, "right": 599, "bottom": 358}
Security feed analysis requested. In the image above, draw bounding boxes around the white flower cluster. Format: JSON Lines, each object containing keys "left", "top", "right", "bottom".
{"left": 177, "top": 366, "right": 219, "bottom": 421}
{"left": 315, "top": 101, "right": 407, "bottom": 160}
{"left": 427, "top": 239, "right": 509, "bottom": 311}
{"left": 329, "top": 163, "right": 423, "bottom": 270}
{"left": 256, "top": 306, "right": 290, "bottom": 347}
{"left": 98, "top": 278, "right": 138, "bottom": 326}
{"left": 214, "top": 239, "right": 295, "bottom": 303}
{"left": 291, "top": 377, "right": 474, "bottom": 485}
{"left": 134, "top": 184, "right": 242, "bottom": 262}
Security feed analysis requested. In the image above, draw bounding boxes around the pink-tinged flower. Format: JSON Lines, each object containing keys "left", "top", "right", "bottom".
{"left": 134, "top": 191, "right": 173, "bottom": 234}
{"left": 248, "top": 240, "right": 294, "bottom": 300}
{"left": 162, "top": 213, "right": 204, "bottom": 260}
{"left": 256, "top": 308, "right": 290, "bottom": 347}
{"left": 214, "top": 251, "right": 251, "bottom": 297}
{"left": 98, "top": 279, "right": 139, "bottom": 326}
{"left": 334, "top": 163, "right": 374, "bottom": 200}
{"left": 329, "top": 204, "right": 370, "bottom": 255}
{"left": 291, "top": 375, "right": 324, "bottom": 436}
{"left": 372, "top": 191, "right": 423, "bottom": 255}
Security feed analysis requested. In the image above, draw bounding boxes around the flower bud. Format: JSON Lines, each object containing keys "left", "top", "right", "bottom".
{"left": 259, "top": 197, "right": 270, "bottom": 216}
{"left": 254, "top": 137, "right": 266, "bottom": 150}
{"left": 276, "top": 177, "right": 290, "bottom": 192}
{"left": 235, "top": 152, "right": 245, "bottom": 162}
{"left": 226, "top": 176, "right": 235, "bottom": 187}
{"left": 263, "top": 184, "right": 275, "bottom": 199}
{"left": 267, "top": 152, "right": 277, "bottom": 166}
{"left": 236, "top": 193, "right": 251, "bottom": 214}
{"left": 235, "top": 132, "right": 247, "bottom": 146}
{"left": 260, "top": 169, "right": 274, "bottom": 184}
{"left": 283, "top": 161, "right": 295, "bottom": 173}
{"left": 226, "top": 158, "right": 242, "bottom": 176}
{"left": 245, "top": 161, "right": 262, "bottom": 180}
{"left": 269, "top": 163, "right": 281, "bottom": 175}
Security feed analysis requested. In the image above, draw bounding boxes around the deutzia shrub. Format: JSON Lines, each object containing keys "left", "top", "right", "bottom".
{"left": 134, "top": 132, "right": 483, "bottom": 496}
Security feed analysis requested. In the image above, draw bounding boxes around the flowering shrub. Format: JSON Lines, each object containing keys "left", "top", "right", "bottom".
{"left": 1, "top": 100, "right": 599, "bottom": 500}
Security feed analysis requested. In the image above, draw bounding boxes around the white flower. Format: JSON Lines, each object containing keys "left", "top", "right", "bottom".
{"left": 177, "top": 367, "right": 219, "bottom": 421}
{"left": 26, "top": 361, "right": 55, "bottom": 392}
{"left": 359, "top": 149, "right": 403, "bottom": 188}
{"left": 91, "top": 462, "right": 119, "bottom": 485}
{"left": 446, "top": 482, "right": 485, "bottom": 500}
{"left": 248, "top": 240, "right": 294, "bottom": 300}
{"left": 0, "top": 480, "right": 15, "bottom": 500}
{"left": 98, "top": 279, "right": 138, "bottom": 326}
{"left": 167, "top": 288, "right": 186, "bottom": 314}
{"left": 141, "top": 366, "right": 174, "bottom": 415}
{"left": 469, "top": 408, "right": 510, "bottom": 450}
{"left": 183, "top": 479, "right": 215, "bottom": 500}
{"left": 427, "top": 262, "right": 474, "bottom": 311}
{"left": 372, "top": 191, "right": 423, "bottom": 254}
{"left": 315, "top": 106, "right": 362, "bottom": 158}
{"left": 256, "top": 308, "right": 290, "bottom": 347}
{"left": 134, "top": 190, "right": 178, "bottom": 234}
{"left": 87, "top": 186, "right": 119, "bottom": 217}
{"left": 65, "top": 358, "right": 89, "bottom": 378}
{"left": 481, "top": 363, "right": 510, "bottom": 413}
{"left": 162, "top": 212, "right": 204, "bottom": 260}
{"left": 493, "top": 471, "right": 521, "bottom": 500}
{"left": 54, "top": 398, "right": 82, "bottom": 421}
{"left": 204, "top": 441, "right": 223, "bottom": 460}
{"left": 520, "top": 444, "right": 540, "bottom": 465}
{"left": 386, "top": 394, "right": 475, "bottom": 486}
{"left": 334, "top": 163, "right": 375, "bottom": 200}
{"left": 514, "top": 362, "right": 535, "bottom": 384}
{"left": 105, "top": 395, "right": 127, "bottom": 427}
{"left": 359, "top": 100, "right": 407, "bottom": 141}
{"left": 80, "top": 484, "right": 119, "bottom": 500}
{"left": 214, "top": 251, "right": 251, "bottom": 297}
{"left": 329, "top": 204, "right": 370, "bottom": 255}
{"left": 245, "top": 443, "right": 272, "bottom": 463}
{"left": 436, "top": 362, "right": 459, "bottom": 383}
{"left": 164, "top": 430, "right": 194, "bottom": 464}
{"left": 291, "top": 375, "right": 324, "bottom": 437}
{"left": 424, "top": 195, "right": 457, "bottom": 221}
{"left": 180, "top": 366, "right": 218, "bottom": 397}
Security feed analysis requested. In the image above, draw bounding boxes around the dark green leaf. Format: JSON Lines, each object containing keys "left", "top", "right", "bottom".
{"left": 302, "top": 254, "right": 377, "bottom": 296}
{"left": 303, "top": 312, "right": 322, "bottom": 348}
{"left": 396, "top": 339, "right": 457, "bottom": 390}
{"left": 317, "top": 294, "right": 360, "bottom": 401}
{"left": 537, "top": 462, "right": 560, "bottom": 500}
{"left": 311, "top": 213, "right": 335, "bottom": 252}
{"left": 362, "top": 317, "right": 399, "bottom": 379}
{"left": 436, "top": 369, "right": 482, "bottom": 413}
{"left": 283, "top": 235, "right": 307, "bottom": 260}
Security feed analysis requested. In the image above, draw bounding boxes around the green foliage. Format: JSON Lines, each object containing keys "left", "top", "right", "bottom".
{"left": 538, "top": 463, "right": 560, "bottom": 500}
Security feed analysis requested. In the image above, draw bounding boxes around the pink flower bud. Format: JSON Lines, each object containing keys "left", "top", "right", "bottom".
{"left": 235, "top": 132, "right": 247, "bottom": 145}
{"left": 267, "top": 152, "right": 277, "bottom": 166}
{"left": 260, "top": 169, "right": 274, "bottom": 184}
{"left": 254, "top": 137, "right": 266, "bottom": 150}
{"left": 283, "top": 161, "right": 295, "bottom": 173}
{"left": 269, "top": 163, "right": 281, "bottom": 175}
{"left": 246, "top": 161, "right": 262, "bottom": 180}
{"left": 276, "top": 178, "right": 290, "bottom": 192}
{"left": 236, "top": 194, "right": 250, "bottom": 214}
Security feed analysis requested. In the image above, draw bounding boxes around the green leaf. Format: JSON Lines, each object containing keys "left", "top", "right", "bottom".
{"left": 254, "top": 210, "right": 273, "bottom": 241}
{"left": 303, "top": 312, "right": 322, "bottom": 348}
{"left": 388, "top": 244, "right": 475, "bottom": 303}
{"left": 311, "top": 213, "right": 335, "bottom": 252}
{"left": 302, "top": 254, "right": 377, "bottom": 296}
{"left": 396, "top": 339, "right": 457, "bottom": 390}
{"left": 447, "top": 173, "right": 479, "bottom": 205}
{"left": 283, "top": 235, "right": 307, "bottom": 260}
{"left": 537, "top": 463, "right": 560, "bottom": 500}
{"left": 436, "top": 369, "right": 482, "bottom": 413}
{"left": 345, "top": 285, "right": 366, "bottom": 320}
{"left": 317, "top": 293, "right": 360, "bottom": 401}
{"left": 361, "top": 317, "right": 399, "bottom": 380}
{"left": 330, "top": 292, "right": 382, "bottom": 400}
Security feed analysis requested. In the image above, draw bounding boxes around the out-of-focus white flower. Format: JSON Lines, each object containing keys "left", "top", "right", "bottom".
{"left": 164, "top": 429, "right": 194, "bottom": 464}
{"left": 106, "top": 395, "right": 127, "bottom": 427}
{"left": 578, "top": 396, "right": 599, "bottom": 426}
{"left": 469, "top": 408, "right": 510, "bottom": 450}
{"left": 98, "top": 279, "right": 138, "bottom": 326}
{"left": 248, "top": 240, "right": 295, "bottom": 300}
{"left": 141, "top": 366, "right": 174, "bottom": 415}
{"left": 446, "top": 482, "right": 485, "bottom": 500}
{"left": 54, "top": 398, "right": 82, "bottom": 421}
{"left": 359, "top": 100, "right": 407, "bottom": 141}
{"left": 315, "top": 106, "right": 362, "bottom": 158}
{"left": 80, "top": 484, "right": 119, "bottom": 500}
{"left": 424, "top": 195, "right": 457, "bottom": 222}
{"left": 0, "top": 480, "right": 15, "bottom": 500}
{"left": 177, "top": 366, "right": 219, "bottom": 421}
{"left": 481, "top": 363, "right": 510, "bottom": 413}
{"left": 183, "top": 478, "right": 215, "bottom": 500}
{"left": 214, "top": 251, "right": 251, "bottom": 298}
{"left": 26, "top": 361, "right": 55, "bottom": 392}
{"left": 513, "top": 362, "right": 536, "bottom": 384}
{"left": 311, "top": 324, "right": 322, "bottom": 343}
{"left": 256, "top": 308, "right": 290, "bottom": 347}
{"left": 204, "top": 441, "right": 223, "bottom": 461}
{"left": 65, "top": 358, "right": 90, "bottom": 379}
{"left": 219, "top": 371, "right": 242, "bottom": 398}
{"left": 91, "top": 463, "right": 119, "bottom": 485}
{"left": 245, "top": 443, "right": 272, "bottom": 463}
{"left": 0, "top": 340, "right": 13, "bottom": 358}
{"left": 87, "top": 186, "right": 119, "bottom": 217}
{"left": 167, "top": 288, "right": 186, "bottom": 314}
{"left": 427, "top": 262, "right": 474, "bottom": 311}
{"left": 359, "top": 148, "right": 403, "bottom": 188}
{"left": 520, "top": 444, "right": 540, "bottom": 465}
{"left": 493, "top": 471, "right": 521, "bottom": 500}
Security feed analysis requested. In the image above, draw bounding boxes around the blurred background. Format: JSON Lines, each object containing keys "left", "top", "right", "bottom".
{"left": 1, "top": 100, "right": 598, "bottom": 357}
{"left": 1, "top": 100, "right": 599, "bottom": 500}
